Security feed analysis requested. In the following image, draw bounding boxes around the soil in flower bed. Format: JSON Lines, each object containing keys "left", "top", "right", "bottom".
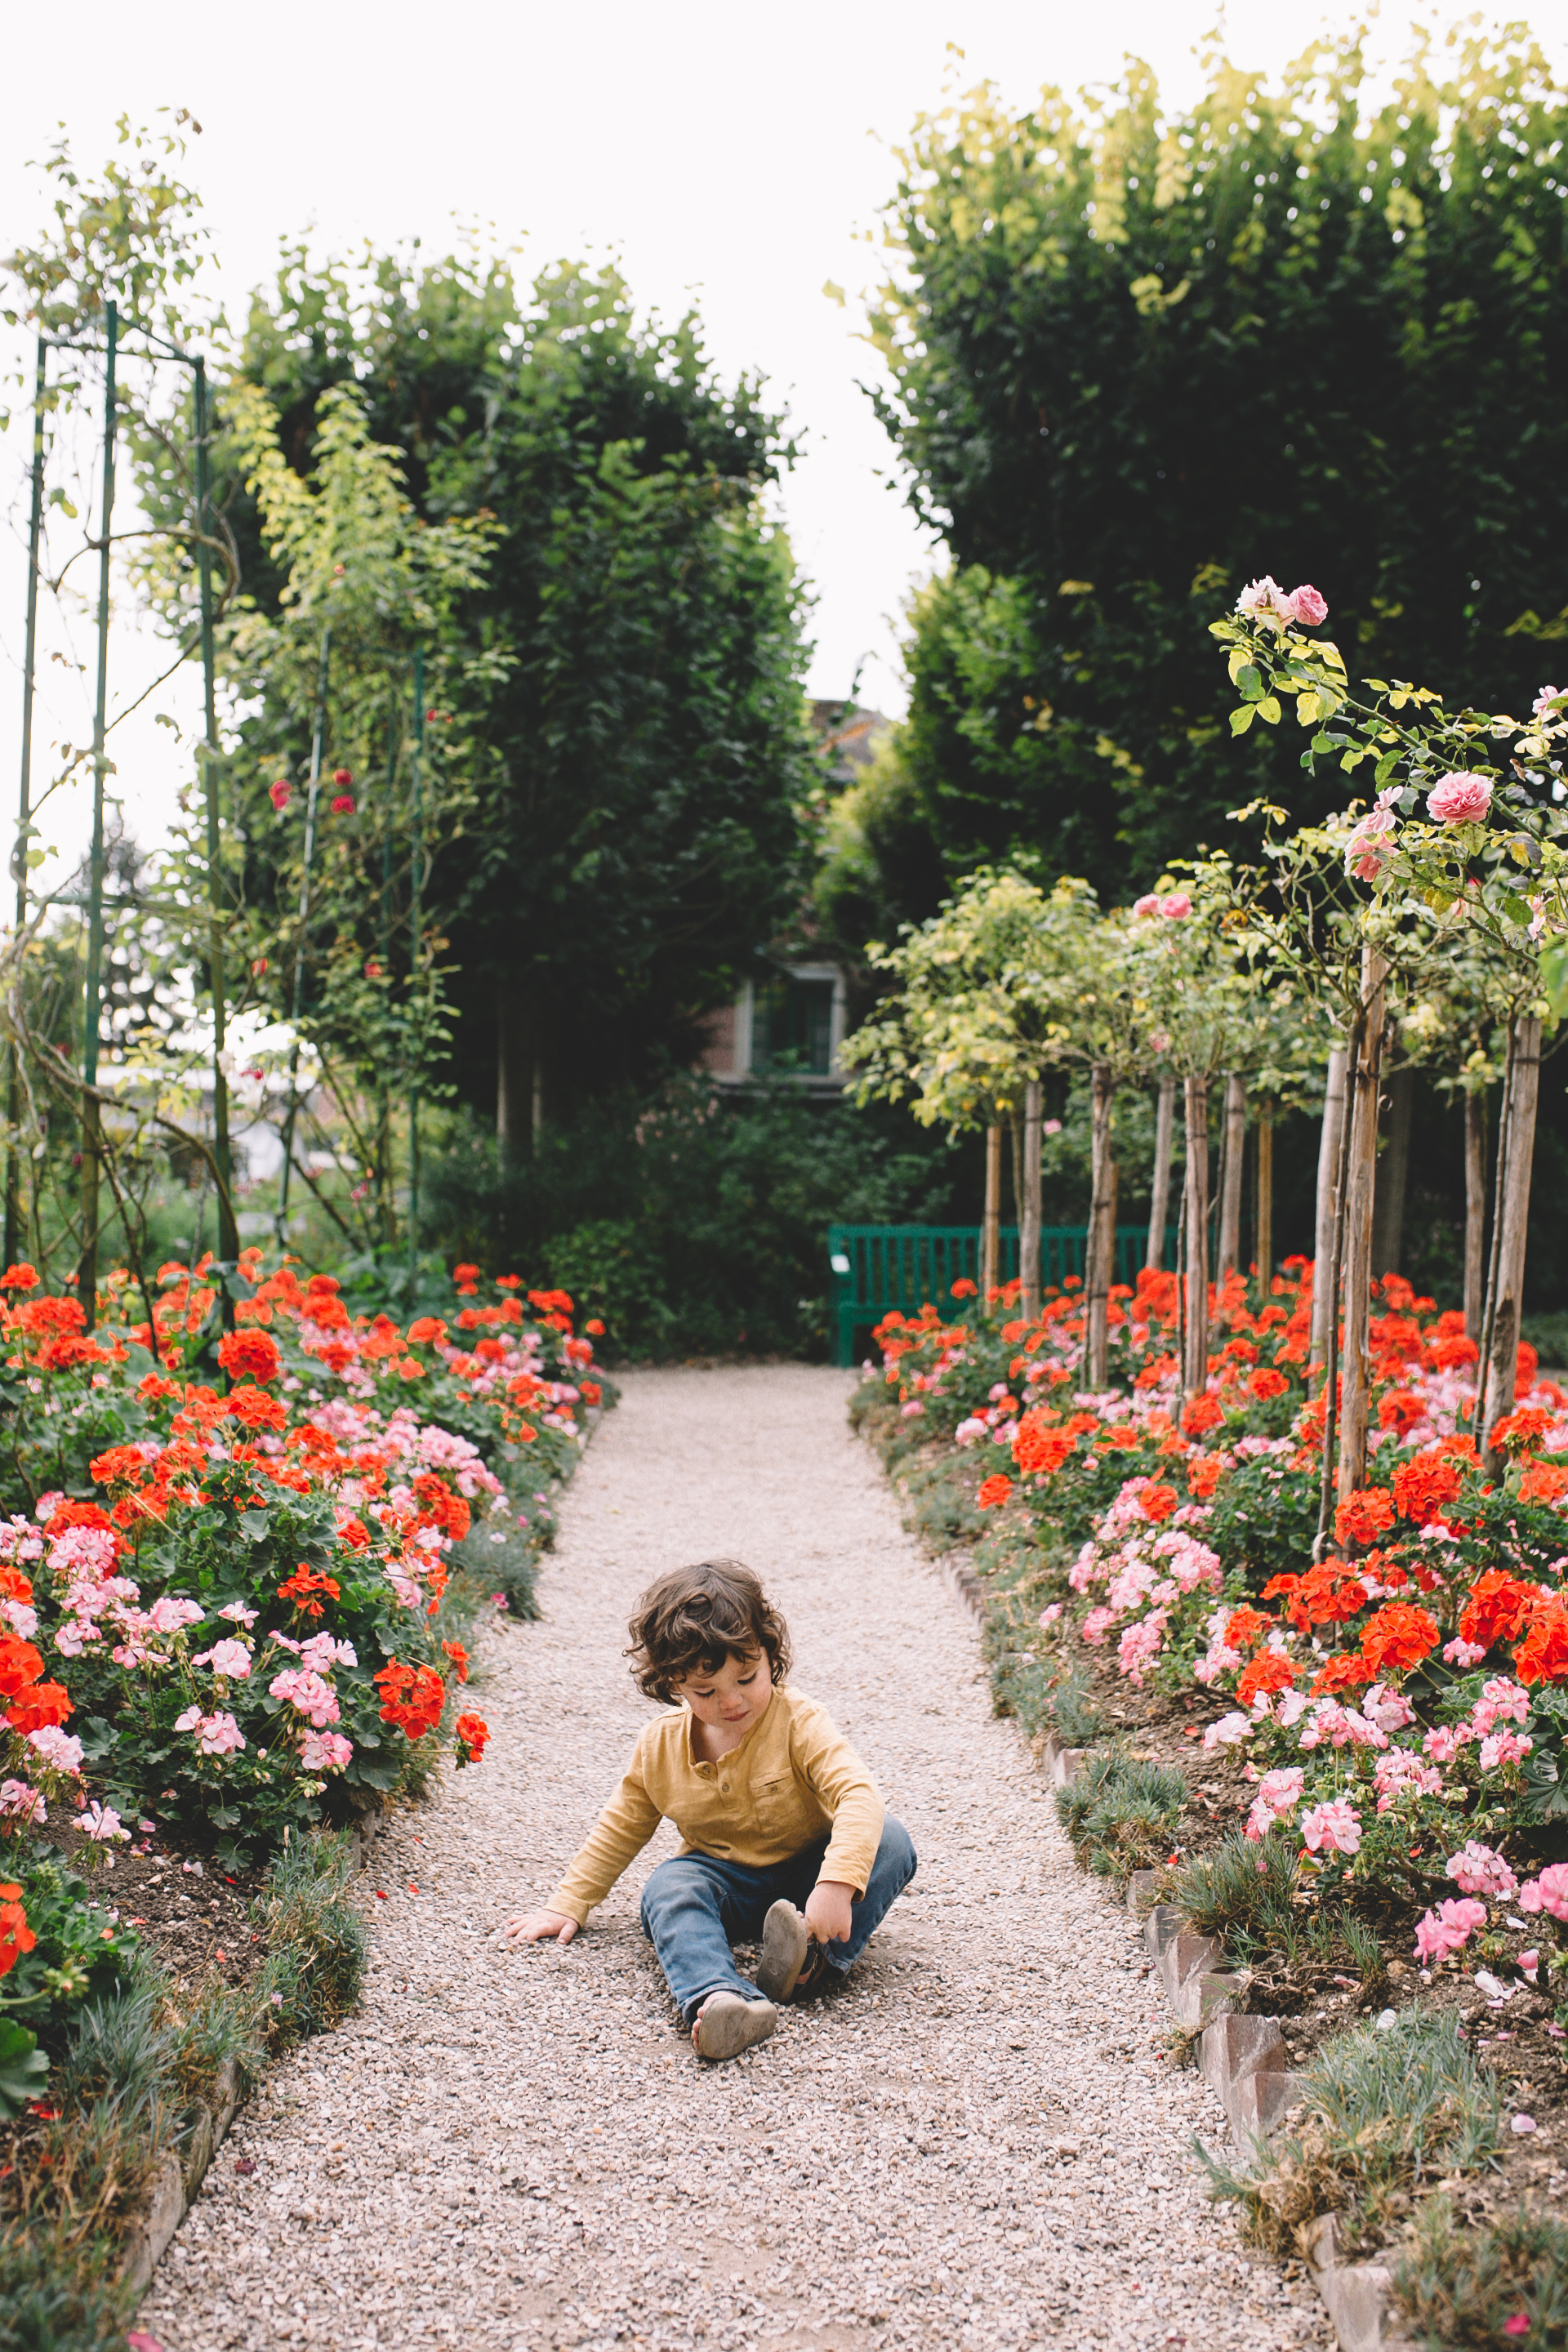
{"left": 38, "top": 1818, "right": 268, "bottom": 1998}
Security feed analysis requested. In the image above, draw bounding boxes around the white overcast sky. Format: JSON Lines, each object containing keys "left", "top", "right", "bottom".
{"left": 5, "top": 0, "right": 1568, "bottom": 880}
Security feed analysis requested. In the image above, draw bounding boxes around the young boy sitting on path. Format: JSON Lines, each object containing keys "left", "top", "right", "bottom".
{"left": 504, "top": 1559, "right": 917, "bottom": 2060}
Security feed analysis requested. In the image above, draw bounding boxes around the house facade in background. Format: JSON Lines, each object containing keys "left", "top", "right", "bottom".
{"left": 697, "top": 702, "right": 890, "bottom": 1092}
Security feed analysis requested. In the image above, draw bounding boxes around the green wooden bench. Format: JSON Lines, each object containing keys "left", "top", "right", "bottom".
{"left": 826, "top": 1223, "right": 1174, "bottom": 1368}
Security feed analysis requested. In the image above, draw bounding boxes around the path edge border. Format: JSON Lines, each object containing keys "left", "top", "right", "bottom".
{"left": 934, "top": 1546, "right": 1414, "bottom": 2352}
{"left": 121, "top": 1797, "right": 388, "bottom": 2305}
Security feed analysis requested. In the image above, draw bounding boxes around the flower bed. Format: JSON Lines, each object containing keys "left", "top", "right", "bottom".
{"left": 852, "top": 1263, "right": 1568, "bottom": 2225}
{"left": 0, "top": 1247, "right": 609, "bottom": 2332}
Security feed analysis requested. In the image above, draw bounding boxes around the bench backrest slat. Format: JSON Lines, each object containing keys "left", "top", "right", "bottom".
{"left": 826, "top": 1223, "right": 1178, "bottom": 1365}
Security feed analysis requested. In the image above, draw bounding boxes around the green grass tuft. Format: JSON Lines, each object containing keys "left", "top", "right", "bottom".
{"left": 1393, "top": 2195, "right": 1568, "bottom": 2350}
{"left": 1202, "top": 2008, "right": 1502, "bottom": 2258}
{"left": 1056, "top": 1749, "right": 1187, "bottom": 1886}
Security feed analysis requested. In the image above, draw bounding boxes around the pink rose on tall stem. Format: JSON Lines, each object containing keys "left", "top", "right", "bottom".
{"left": 1159, "top": 893, "right": 1192, "bottom": 920}
{"left": 1288, "top": 584, "right": 1328, "bottom": 626}
{"left": 1236, "top": 576, "right": 1294, "bottom": 626}
{"left": 1133, "top": 893, "right": 1161, "bottom": 918}
{"left": 1427, "top": 773, "right": 1492, "bottom": 825}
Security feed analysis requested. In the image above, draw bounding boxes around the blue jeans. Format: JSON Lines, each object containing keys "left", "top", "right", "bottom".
{"left": 639, "top": 1816, "right": 917, "bottom": 2023}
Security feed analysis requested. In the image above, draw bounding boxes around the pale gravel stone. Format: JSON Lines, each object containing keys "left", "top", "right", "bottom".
{"left": 140, "top": 1365, "right": 1331, "bottom": 2351}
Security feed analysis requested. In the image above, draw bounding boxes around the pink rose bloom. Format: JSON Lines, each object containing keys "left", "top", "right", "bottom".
{"left": 1533, "top": 685, "right": 1563, "bottom": 719}
{"left": 1038, "top": 1602, "right": 1062, "bottom": 1627}
{"left": 1160, "top": 893, "right": 1192, "bottom": 920}
{"left": 1345, "top": 795, "right": 1399, "bottom": 881}
{"left": 1301, "top": 1797, "right": 1361, "bottom": 1856}
{"left": 1517, "top": 1863, "right": 1568, "bottom": 1923}
{"left": 1236, "top": 576, "right": 1294, "bottom": 626}
{"left": 1043, "top": 1118, "right": 1062, "bottom": 1135}
{"left": 1427, "top": 772, "right": 1493, "bottom": 825}
{"left": 270, "top": 778, "right": 292, "bottom": 811}
{"left": 1287, "top": 584, "right": 1328, "bottom": 626}
{"left": 1133, "top": 893, "right": 1162, "bottom": 918}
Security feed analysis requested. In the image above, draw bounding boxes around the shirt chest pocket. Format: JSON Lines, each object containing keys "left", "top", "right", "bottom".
{"left": 749, "top": 1771, "right": 799, "bottom": 1844}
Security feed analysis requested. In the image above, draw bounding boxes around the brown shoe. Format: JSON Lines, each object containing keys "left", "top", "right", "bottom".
{"left": 691, "top": 1991, "right": 777, "bottom": 2061}
{"left": 757, "top": 1900, "right": 812, "bottom": 2002}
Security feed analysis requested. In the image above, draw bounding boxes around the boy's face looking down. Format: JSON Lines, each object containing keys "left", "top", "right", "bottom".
{"left": 674, "top": 1645, "right": 773, "bottom": 1735}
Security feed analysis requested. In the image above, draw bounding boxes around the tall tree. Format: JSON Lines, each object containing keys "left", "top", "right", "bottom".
{"left": 159, "top": 247, "right": 817, "bottom": 1137}
{"left": 843, "top": 24, "right": 1568, "bottom": 927}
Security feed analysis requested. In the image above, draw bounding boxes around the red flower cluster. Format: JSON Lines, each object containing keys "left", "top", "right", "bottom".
{"left": 0, "top": 1882, "right": 36, "bottom": 1979}
{"left": 376, "top": 1659, "right": 445, "bottom": 1741}
{"left": 411, "top": 1473, "right": 471, "bottom": 1542}
{"left": 217, "top": 1329, "right": 282, "bottom": 1384}
{"left": 976, "top": 1474, "right": 1013, "bottom": 1509}
{"left": 454, "top": 1710, "right": 490, "bottom": 1766}
{"left": 1392, "top": 1449, "right": 1463, "bottom": 1525}
{"left": 1515, "top": 1599, "right": 1568, "bottom": 1686}
{"left": 277, "top": 1566, "right": 341, "bottom": 1619}
{"left": 0, "top": 1629, "right": 72, "bottom": 1735}
{"left": 1361, "top": 1602, "right": 1440, "bottom": 1676}
{"left": 1334, "top": 1487, "right": 1396, "bottom": 1549}
{"left": 1459, "top": 1570, "right": 1538, "bottom": 1652}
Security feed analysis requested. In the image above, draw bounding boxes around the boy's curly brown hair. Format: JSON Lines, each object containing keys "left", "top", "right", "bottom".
{"left": 627, "top": 1560, "right": 792, "bottom": 1704}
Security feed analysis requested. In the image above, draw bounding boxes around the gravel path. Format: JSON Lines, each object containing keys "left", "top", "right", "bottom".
{"left": 142, "top": 1365, "right": 1331, "bottom": 2352}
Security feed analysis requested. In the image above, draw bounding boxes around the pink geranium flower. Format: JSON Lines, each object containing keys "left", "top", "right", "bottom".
{"left": 1446, "top": 1840, "right": 1518, "bottom": 1901}
{"left": 1427, "top": 772, "right": 1493, "bottom": 825}
{"left": 1301, "top": 1797, "right": 1361, "bottom": 1856}
{"left": 1413, "top": 1896, "right": 1486, "bottom": 1962}
{"left": 1518, "top": 1863, "right": 1568, "bottom": 1923}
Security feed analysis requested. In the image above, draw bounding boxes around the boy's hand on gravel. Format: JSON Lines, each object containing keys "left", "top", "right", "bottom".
{"left": 804, "top": 1880, "right": 854, "bottom": 1945}
{"left": 503, "top": 1909, "right": 579, "bottom": 1944}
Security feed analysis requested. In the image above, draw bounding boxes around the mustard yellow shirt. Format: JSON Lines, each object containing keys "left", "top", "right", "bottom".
{"left": 549, "top": 1683, "right": 884, "bottom": 1927}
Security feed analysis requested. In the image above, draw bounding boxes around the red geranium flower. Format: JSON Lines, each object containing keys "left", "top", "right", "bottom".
{"left": 1334, "top": 1487, "right": 1396, "bottom": 1549}
{"left": 1361, "top": 1601, "right": 1440, "bottom": 1677}
{"left": 976, "top": 1474, "right": 1013, "bottom": 1509}
{"left": 1392, "top": 1450, "right": 1463, "bottom": 1525}
{"left": 217, "top": 1329, "right": 281, "bottom": 1385}
{"left": 1514, "top": 1599, "right": 1568, "bottom": 1687}
{"left": 1460, "top": 1569, "right": 1539, "bottom": 1652}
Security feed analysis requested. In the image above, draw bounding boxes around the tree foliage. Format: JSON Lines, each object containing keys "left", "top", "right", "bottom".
{"left": 844, "top": 22, "right": 1568, "bottom": 930}
{"left": 212, "top": 249, "right": 816, "bottom": 1125}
